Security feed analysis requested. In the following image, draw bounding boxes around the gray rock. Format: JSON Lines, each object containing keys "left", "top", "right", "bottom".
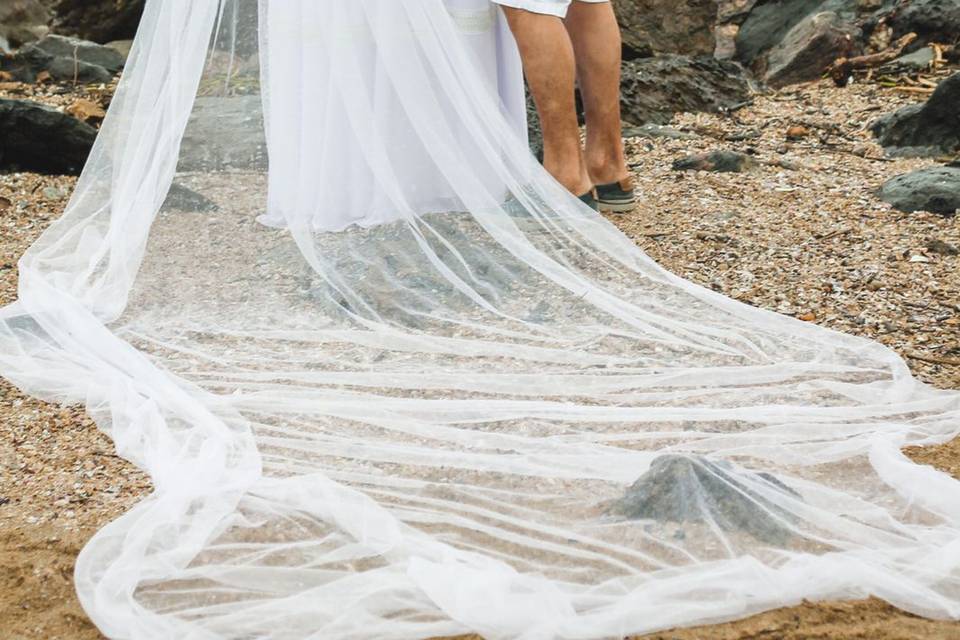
{"left": 871, "top": 73, "right": 960, "bottom": 157}
{"left": 0, "top": 99, "right": 97, "bottom": 175}
{"left": 105, "top": 40, "right": 134, "bottom": 61}
{"left": 927, "top": 238, "right": 959, "bottom": 256}
{"left": 608, "top": 454, "right": 802, "bottom": 544}
{"left": 620, "top": 55, "right": 753, "bottom": 126}
{"left": 879, "top": 166, "right": 960, "bottom": 215}
{"left": 735, "top": 0, "right": 827, "bottom": 67}
{"left": 673, "top": 150, "right": 758, "bottom": 172}
{"left": 41, "top": 186, "right": 66, "bottom": 200}
{"left": 6, "top": 35, "right": 125, "bottom": 83}
{"left": 5, "top": 49, "right": 111, "bottom": 84}
{"left": 27, "top": 35, "right": 125, "bottom": 73}
{"left": 879, "top": 46, "right": 936, "bottom": 74}
{"left": 162, "top": 184, "right": 219, "bottom": 213}
{"left": 765, "top": 11, "right": 859, "bottom": 87}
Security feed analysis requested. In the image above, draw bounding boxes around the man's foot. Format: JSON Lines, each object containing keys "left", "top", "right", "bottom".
{"left": 595, "top": 177, "right": 636, "bottom": 213}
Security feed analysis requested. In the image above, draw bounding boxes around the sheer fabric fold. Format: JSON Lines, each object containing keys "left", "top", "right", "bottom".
{"left": 1, "top": 1, "right": 958, "bottom": 638}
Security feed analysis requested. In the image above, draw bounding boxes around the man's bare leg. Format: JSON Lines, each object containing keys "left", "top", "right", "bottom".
{"left": 564, "top": 1, "right": 630, "bottom": 186}
{"left": 500, "top": 7, "right": 592, "bottom": 197}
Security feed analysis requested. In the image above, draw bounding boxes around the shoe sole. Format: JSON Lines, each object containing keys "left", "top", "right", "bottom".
{"left": 598, "top": 199, "right": 636, "bottom": 213}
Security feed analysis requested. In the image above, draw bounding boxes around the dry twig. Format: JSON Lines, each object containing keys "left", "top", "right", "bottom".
{"left": 829, "top": 33, "right": 918, "bottom": 86}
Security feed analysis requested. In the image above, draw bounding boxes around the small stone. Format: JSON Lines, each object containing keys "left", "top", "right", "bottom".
{"left": 41, "top": 186, "right": 65, "bottom": 200}
{"left": 786, "top": 125, "right": 809, "bottom": 140}
{"left": 927, "top": 238, "right": 959, "bottom": 256}
{"left": 672, "top": 150, "right": 757, "bottom": 173}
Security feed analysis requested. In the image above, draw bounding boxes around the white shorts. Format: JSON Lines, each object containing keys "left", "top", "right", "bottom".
{"left": 492, "top": 0, "right": 609, "bottom": 18}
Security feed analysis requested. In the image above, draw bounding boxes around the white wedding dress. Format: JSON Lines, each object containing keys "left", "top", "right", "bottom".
{"left": 1, "top": 1, "right": 958, "bottom": 639}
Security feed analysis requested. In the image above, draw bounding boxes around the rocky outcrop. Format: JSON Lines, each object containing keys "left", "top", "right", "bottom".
{"left": 888, "top": 0, "right": 960, "bottom": 47}
{"left": 871, "top": 73, "right": 960, "bottom": 156}
{"left": 620, "top": 55, "right": 753, "bottom": 125}
{"left": 0, "top": 99, "right": 97, "bottom": 174}
{"left": 735, "top": 0, "right": 828, "bottom": 67}
{"left": 732, "top": 0, "right": 904, "bottom": 86}
{"left": 764, "top": 11, "right": 858, "bottom": 86}
{"left": 879, "top": 165, "right": 960, "bottom": 215}
{"left": 613, "top": 0, "right": 718, "bottom": 57}
{"left": 4, "top": 34, "right": 125, "bottom": 83}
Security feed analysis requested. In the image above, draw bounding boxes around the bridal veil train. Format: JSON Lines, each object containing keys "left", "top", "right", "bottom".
{"left": 1, "top": 1, "right": 959, "bottom": 638}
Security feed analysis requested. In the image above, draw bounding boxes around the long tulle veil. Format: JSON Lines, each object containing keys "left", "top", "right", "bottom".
{"left": 1, "top": 1, "right": 958, "bottom": 638}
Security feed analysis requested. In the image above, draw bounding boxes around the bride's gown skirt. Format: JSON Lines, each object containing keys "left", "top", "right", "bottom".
{"left": 0, "top": 1, "right": 958, "bottom": 639}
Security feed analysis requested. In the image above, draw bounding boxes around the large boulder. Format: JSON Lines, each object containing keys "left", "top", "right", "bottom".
{"left": 879, "top": 166, "right": 960, "bottom": 215}
{"left": 613, "top": 0, "right": 718, "bottom": 57}
{"left": 735, "top": 0, "right": 828, "bottom": 67}
{"left": 871, "top": 73, "right": 960, "bottom": 156}
{"left": 0, "top": 99, "right": 97, "bottom": 174}
{"left": 4, "top": 34, "right": 124, "bottom": 83}
{"left": 764, "top": 10, "right": 859, "bottom": 86}
{"left": 732, "top": 0, "right": 897, "bottom": 79}
{"left": 619, "top": 55, "right": 753, "bottom": 125}
{"left": 888, "top": 0, "right": 960, "bottom": 48}
{"left": 50, "top": 0, "right": 145, "bottom": 44}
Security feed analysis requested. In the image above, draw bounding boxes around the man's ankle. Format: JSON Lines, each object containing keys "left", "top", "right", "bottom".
{"left": 544, "top": 159, "right": 593, "bottom": 196}
{"left": 587, "top": 158, "right": 629, "bottom": 186}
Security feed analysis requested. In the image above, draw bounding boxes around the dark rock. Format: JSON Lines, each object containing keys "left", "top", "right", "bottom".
{"left": 879, "top": 166, "right": 960, "bottom": 215}
{"left": 28, "top": 35, "right": 126, "bottom": 73}
{"left": 620, "top": 55, "right": 753, "bottom": 126}
{"left": 51, "top": 0, "right": 145, "bottom": 44}
{"left": 888, "top": 0, "right": 960, "bottom": 48}
{"left": 608, "top": 454, "right": 802, "bottom": 544}
{"left": 765, "top": 11, "right": 859, "bottom": 86}
{"left": 927, "top": 238, "right": 959, "bottom": 256}
{"left": 673, "top": 150, "right": 758, "bottom": 172}
{"left": 871, "top": 73, "right": 960, "bottom": 157}
{"left": 613, "top": 0, "right": 718, "bottom": 57}
{"left": 163, "top": 184, "right": 219, "bottom": 213}
{"left": 0, "top": 99, "right": 97, "bottom": 174}
{"left": 5, "top": 35, "right": 125, "bottom": 83}
{"left": 736, "top": 0, "right": 827, "bottom": 67}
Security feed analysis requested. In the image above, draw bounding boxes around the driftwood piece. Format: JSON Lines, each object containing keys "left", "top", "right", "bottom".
{"left": 829, "top": 33, "right": 918, "bottom": 86}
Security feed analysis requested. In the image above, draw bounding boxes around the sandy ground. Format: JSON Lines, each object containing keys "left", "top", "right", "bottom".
{"left": 1, "top": 74, "right": 959, "bottom": 639}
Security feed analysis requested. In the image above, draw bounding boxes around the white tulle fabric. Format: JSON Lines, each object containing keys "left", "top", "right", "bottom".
{"left": 1, "top": 1, "right": 959, "bottom": 639}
